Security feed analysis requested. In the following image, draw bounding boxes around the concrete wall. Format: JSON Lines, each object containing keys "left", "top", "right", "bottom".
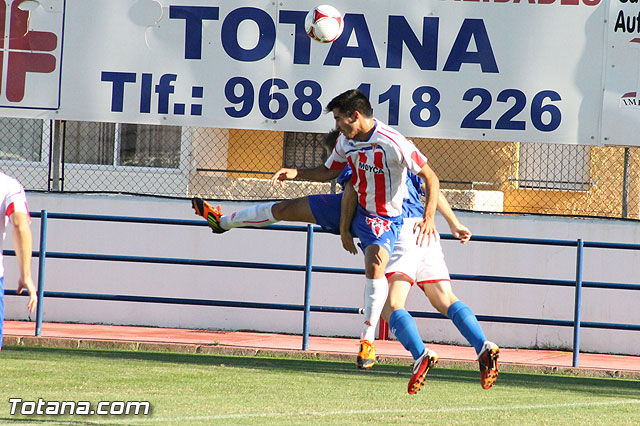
{"left": 3, "top": 192, "right": 639, "bottom": 355}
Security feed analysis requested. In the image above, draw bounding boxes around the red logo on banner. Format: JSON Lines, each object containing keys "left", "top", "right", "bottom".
{"left": 366, "top": 216, "right": 391, "bottom": 238}
{"left": 0, "top": 1, "right": 58, "bottom": 102}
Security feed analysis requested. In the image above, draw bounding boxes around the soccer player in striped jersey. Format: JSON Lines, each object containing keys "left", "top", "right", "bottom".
{"left": 193, "top": 90, "right": 498, "bottom": 392}
{"left": 321, "top": 90, "right": 440, "bottom": 380}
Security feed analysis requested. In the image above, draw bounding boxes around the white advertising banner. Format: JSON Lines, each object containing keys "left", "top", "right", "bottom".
{"left": 0, "top": 0, "right": 624, "bottom": 145}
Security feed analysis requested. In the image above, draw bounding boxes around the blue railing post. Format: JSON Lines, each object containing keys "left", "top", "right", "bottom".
{"left": 35, "top": 210, "right": 48, "bottom": 336}
{"left": 572, "top": 238, "right": 584, "bottom": 367}
{"left": 302, "top": 224, "right": 314, "bottom": 350}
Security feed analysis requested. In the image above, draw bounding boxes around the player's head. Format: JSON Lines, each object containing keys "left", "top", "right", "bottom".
{"left": 325, "top": 89, "right": 373, "bottom": 118}
{"left": 323, "top": 129, "right": 341, "bottom": 151}
{"left": 326, "top": 90, "right": 374, "bottom": 140}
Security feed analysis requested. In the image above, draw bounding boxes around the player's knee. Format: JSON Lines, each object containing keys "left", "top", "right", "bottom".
{"left": 385, "top": 290, "right": 406, "bottom": 312}
{"left": 388, "top": 298, "right": 405, "bottom": 312}
{"left": 365, "top": 264, "right": 386, "bottom": 279}
{"left": 271, "top": 201, "right": 288, "bottom": 219}
{"left": 421, "top": 282, "right": 457, "bottom": 315}
{"left": 274, "top": 199, "right": 305, "bottom": 220}
{"left": 437, "top": 296, "right": 459, "bottom": 316}
{"left": 433, "top": 303, "right": 449, "bottom": 316}
{"left": 364, "top": 247, "right": 389, "bottom": 278}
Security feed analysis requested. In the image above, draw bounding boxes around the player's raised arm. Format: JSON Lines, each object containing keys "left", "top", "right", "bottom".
{"left": 435, "top": 191, "right": 472, "bottom": 244}
{"left": 270, "top": 165, "right": 340, "bottom": 188}
{"left": 415, "top": 163, "right": 440, "bottom": 247}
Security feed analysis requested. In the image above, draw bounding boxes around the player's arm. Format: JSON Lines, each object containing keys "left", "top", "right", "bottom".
{"left": 11, "top": 211, "right": 37, "bottom": 312}
{"left": 414, "top": 163, "right": 440, "bottom": 246}
{"left": 271, "top": 165, "right": 341, "bottom": 188}
{"left": 339, "top": 182, "right": 358, "bottom": 255}
{"left": 433, "top": 189, "right": 472, "bottom": 244}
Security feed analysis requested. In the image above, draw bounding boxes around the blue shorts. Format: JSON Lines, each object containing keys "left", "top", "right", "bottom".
{"left": 0, "top": 276, "right": 4, "bottom": 348}
{"left": 351, "top": 205, "right": 403, "bottom": 255}
{"left": 308, "top": 193, "right": 343, "bottom": 235}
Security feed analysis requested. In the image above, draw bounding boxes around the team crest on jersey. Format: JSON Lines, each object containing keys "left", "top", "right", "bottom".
{"left": 366, "top": 216, "right": 391, "bottom": 237}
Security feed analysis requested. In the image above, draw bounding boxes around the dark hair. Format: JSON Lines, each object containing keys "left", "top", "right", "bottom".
{"left": 323, "top": 129, "right": 341, "bottom": 150}
{"left": 325, "top": 89, "right": 373, "bottom": 118}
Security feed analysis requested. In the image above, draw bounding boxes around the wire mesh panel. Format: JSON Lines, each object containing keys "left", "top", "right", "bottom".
{"left": 190, "top": 129, "right": 334, "bottom": 200}
{"left": 517, "top": 143, "right": 590, "bottom": 191}
{"left": 60, "top": 121, "right": 187, "bottom": 195}
{"left": 0, "top": 117, "right": 51, "bottom": 190}
{"left": 0, "top": 118, "right": 638, "bottom": 219}
{"left": 283, "top": 131, "right": 332, "bottom": 169}
{"left": 64, "top": 122, "right": 116, "bottom": 166}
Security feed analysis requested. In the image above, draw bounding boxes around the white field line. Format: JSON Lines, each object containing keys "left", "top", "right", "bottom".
{"left": 114, "top": 399, "right": 640, "bottom": 423}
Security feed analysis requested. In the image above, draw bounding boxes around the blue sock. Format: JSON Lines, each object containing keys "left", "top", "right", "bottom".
{"left": 447, "top": 301, "right": 486, "bottom": 354}
{"left": 389, "top": 309, "right": 425, "bottom": 360}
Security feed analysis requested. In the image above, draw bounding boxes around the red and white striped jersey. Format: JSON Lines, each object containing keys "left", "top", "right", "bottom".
{"left": 325, "top": 120, "right": 428, "bottom": 217}
{"left": 1, "top": 172, "right": 29, "bottom": 278}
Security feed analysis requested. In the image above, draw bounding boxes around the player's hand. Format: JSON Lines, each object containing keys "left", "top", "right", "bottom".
{"left": 413, "top": 217, "right": 438, "bottom": 247}
{"left": 17, "top": 276, "right": 37, "bottom": 312}
{"left": 451, "top": 223, "right": 472, "bottom": 244}
{"left": 341, "top": 231, "right": 358, "bottom": 255}
{"left": 270, "top": 168, "right": 298, "bottom": 188}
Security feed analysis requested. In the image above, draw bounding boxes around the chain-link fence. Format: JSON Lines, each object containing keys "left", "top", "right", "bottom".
{"left": 1, "top": 118, "right": 638, "bottom": 219}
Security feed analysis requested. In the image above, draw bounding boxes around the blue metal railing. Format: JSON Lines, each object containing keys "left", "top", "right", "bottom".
{"left": 3, "top": 210, "right": 640, "bottom": 367}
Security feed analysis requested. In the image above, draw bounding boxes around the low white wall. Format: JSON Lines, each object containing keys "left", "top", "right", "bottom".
{"left": 3, "top": 192, "right": 640, "bottom": 355}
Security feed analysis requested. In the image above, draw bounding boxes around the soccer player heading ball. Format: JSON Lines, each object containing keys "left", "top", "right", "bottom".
{"left": 192, "top": 89, "right": 499, "bottom": 393}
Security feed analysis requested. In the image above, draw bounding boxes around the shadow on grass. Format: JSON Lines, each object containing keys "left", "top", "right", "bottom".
{"left": 5, "top": 346, "right": 640, "bottom": 401}
{"left": 429, "top": 368, "right": 640, "bottom": 399}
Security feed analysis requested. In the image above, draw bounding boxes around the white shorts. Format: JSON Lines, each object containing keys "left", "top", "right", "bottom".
{"left": 385, "top": 217, "right": 450, "bottom": 285}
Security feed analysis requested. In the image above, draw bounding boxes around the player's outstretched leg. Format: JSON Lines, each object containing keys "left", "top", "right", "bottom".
{"left": 478, "top": 341, "right": 499, "bottom": 390}
{"left": 191, "top": 197, "right": 226, "bottom": 234}
{"left": 408, "top": 348, "right": 438, "bottom": 395}
{"left": 357, "top": 339, "right": 375, "bottom": 370}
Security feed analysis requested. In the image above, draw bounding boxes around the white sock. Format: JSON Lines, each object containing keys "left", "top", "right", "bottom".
{"left": 220, "top": 202, "right": 277, "bottom": 229}
{"left": 361, "top": 277, "right": 388, "bottom": 342}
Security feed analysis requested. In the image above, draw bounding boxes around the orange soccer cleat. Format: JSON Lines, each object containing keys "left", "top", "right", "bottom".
{"left": 478, "top": 341, "right": 500, "bottom": 390}
{"left": 408, "top": 349, "right": 438, "bottom": 395}
{"left": 191, "top": 197, "right": 226, "bottom": 234}
{"left": 356, "top": 340, "right": 376, "bottom": 370}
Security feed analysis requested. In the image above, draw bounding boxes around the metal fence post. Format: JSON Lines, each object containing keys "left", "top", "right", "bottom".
{"left": 572, "top": 238, "right": 584, "bottom": 367}
{"left": 622, "top": 147, "right": 630, "bottom": 218}
{"left": 49, "top": 121, "right": 65, "bottom": 191}
{"left": 35, "top": 210, "right": 48, "bottom": 336}
{"left": 302, "top": 224, "right": 314, "bottom": 350}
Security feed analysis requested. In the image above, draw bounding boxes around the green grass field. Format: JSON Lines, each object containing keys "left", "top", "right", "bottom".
{"left": 1, "top": 346, "right": 639, "bottom": 425}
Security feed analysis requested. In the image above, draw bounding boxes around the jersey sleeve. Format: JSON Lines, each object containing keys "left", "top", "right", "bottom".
{"left": 397, "top": 138, "right": 428, "bottom": 176}
{"left": 5, "top": 179, "right": 29, "bottom": 220}
{"left": 324, "top": 135, "right": 349, "bottom": 170}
